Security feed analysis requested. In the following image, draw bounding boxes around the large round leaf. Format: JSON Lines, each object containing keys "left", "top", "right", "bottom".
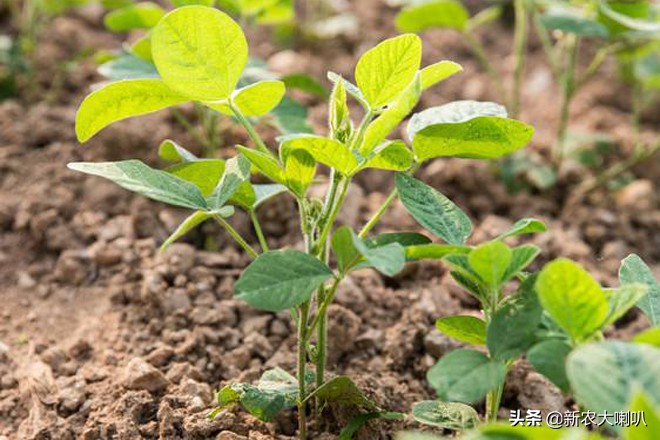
{"left": 408, "top": 101, "right": 534, "bottom": 161}
{"left": 152, "top": 6, "right": 248, "bottom": 101}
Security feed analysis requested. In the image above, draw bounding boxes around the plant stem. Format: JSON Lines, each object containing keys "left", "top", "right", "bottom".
{"left": 315, "top": 177, "right": 350, "bottom": 255}
{"left": 533, "top": 9, "right": 560, "bottom": 79}
{"left": 463, "top": 32, "right": 507, "bottom": 104}
{"left": 554, "top": 35, "right": 579, "bottom": 172}
{"left": 213, "top": 215, "right": 258, "bottom": 259}
{"left": 249, "top": 210, "right": 269, "bottom": 252}
{"left": 358, "top": 188, "right": 397, "bottom": 238}
{"left": 511, "top": 0, "right": 528, "bottom": 118}
{"left": 486, "top": 382, "right": 505, "bottom": 423}
{"left": 229, "top": 100, "right": 270, "bottom": 154}
{"left": 171, "top": 108, "right": 208, "bottom": 150}
{"left": 297, "top": 301, "right": 310, "bottom": 440}
{"left": 314, "top": 284, "right": 327, "bottom": 412}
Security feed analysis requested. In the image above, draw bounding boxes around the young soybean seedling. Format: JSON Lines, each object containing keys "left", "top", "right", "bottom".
{"left": 70, "top": 5, "right": 534, "bottom": 438}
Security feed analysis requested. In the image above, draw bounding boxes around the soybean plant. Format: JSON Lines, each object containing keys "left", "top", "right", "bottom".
{"left": 70, "top": 5, "right": 534, "bottom": 437}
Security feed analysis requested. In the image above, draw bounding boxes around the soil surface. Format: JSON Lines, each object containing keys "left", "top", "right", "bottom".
{"left": 1, "top": 1, "right": 659, "bottom": 439}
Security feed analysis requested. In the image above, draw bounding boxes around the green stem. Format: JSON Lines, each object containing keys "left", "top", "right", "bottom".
{"left": 297, "top": 301, "right": 310, "bottom": 440}
{"left": 554, "top": 35, "right": 579, "bottom": 172}
{"left": 463, "top": 32, "right": 507, "bottom": 104}
{"left": 305, "top": 277, "right": 341, "bottom": 343}
{"left": 249, "top": 210, "right": 269, "bottom": 252}
{"left": 315, "top": 177, "right": 350, "bottom": 256}
{"left": 511, "top": 0, "right": 528, "bottom": 118}
{"left": 533, "top": 9, "right": 560, "bottom": 79}
{"left": 229, "top": 100, "right": 270, "bottom": 154}
{"left": 577, "top": 44, "right": 620, "bottom": 90}
{"left": 358, "top": 188, "right": 397, "bottom": 239}
{"left": 315, "top": 285, "right": 327, "bottom": 403}
{"left": 486, "top": 382, "right": 505, "bottom": 423}
{"left": 213, "top": 215, "right": 258, "bottom": 259}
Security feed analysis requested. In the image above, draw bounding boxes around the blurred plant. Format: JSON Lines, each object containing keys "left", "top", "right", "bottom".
{"left": 70, "top": 6, "right": 535, "bottom": 437}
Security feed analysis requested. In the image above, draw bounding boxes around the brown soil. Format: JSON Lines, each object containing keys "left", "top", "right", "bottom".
{"left": 1, "top": 2, "right": 658, "bottom": 439}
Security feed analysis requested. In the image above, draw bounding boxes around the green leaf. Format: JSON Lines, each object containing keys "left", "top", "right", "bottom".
{"left": 501, "top": 244, "right": 540, "bottom": 282}
{"left": 487, "top": 275, "right": 542, "bottom": 361}
{"left": 235, "top": 250, "right": 333, "bottom": 311}
{"left": 603, "top": 284, "right": 648, "bottom": 328}
{"left": 408, "top": 101, "right": 534, "bottom": 161}
{"left": 309, "top": 376, "right": 378, "bottom": 410}
{"left": 67, "top": 160, "right": 207, "bottom": 210}
{"left": 536, "top": 258, "right": 609, "bottom": 342}
{"left": 210, "top": 80, "right": 285, "bottom": 116}
{"left": 160, "top": 208, "right": 231, "bottom": 251}
{"left": 633, "top": 327, "right": 660, "bottom": 347}
{"left": 104, "top": 2, "right": 165, "bottom": 32}
{"left": 270, "top": 96, "right": 313, "bottom": 135}
{"left": 98, "top": 53, "right": 159, "bottom": 80}
{"left": 466, "top": 4, "right": 502, "bottom": 30}
{"left": 331, "top": 226, "right": 406, "bottom": 277}
{"left": 167, "top": 160, "right": 225, "bottom": 196}
{"left": 159, "top": 139, "right": 198, "bottom": 163}
{"left": 152, "top": 6, "right": 248, "bottom": 101}
{"left": 619, "top": 254, "right": 660, "bottom": 326}
{"left": 75, "top": 79, "right": 187, "bottom": 142}
{"left": 419, "top": 60, "right": 463, "bottom": 90}
{"left": 212, "top": 154, "right": 252, "bottom": 208}
{"left": 527, "top": 339, "right": 572, "bottom": 393}
{"left": 363, "top": 140, "right": 414, "bottom": 172}
{"left": 280, "top": 135, "right": 357, "bottom": 175}
{"left": 405, "top": 244, "right": 470, "bottom": 261}
{"left": 411, "top": 400, "right": 479, "bottom": 431}
{"left": 355, "top": 34, "right": 422, "bottom": 108}
{"left": 284, "top": 149, "right": 315, "bottom": 197}
{"left": 395, "top": 173, "right": 472, "bottom": 245}
{"left": 327, "top": 71, "right": 369, "bottom": 110}
{"left": 365, "top": 232, "right": 431, "bottom": 248}
{"left": 625, "top": 391, "right": 660, "bottom": 440}
{"left": 435, "top": 316, "right": 486, "bottom": 346}
{"left": 329, "top": 78, "right": 351, "bottom": 142}
{"left": 172, "top": 0, "right": 215, "bottom": 6}
{"left": 497, "top": 218, "right": 547, "bottom": 240}
{"left": 253, "top": 183, "right": 287, "bottom": 208}
{"left": 597, "top": 1, "right": 660, "bottom": 35}
{"left": 468, "top": 241, "right": 512, "bottom": 288}
{"left": 540, "top": 8, "right": 610, "bottom": 38}
{"left": 359, "top": 75, "right": 421, "bottom": 155}
{"left": 567, "top": 341, "right": 660, "bottom": 427}
{"left": 427, "top": 349, "right": 507, "bottom": 404}
{"left": 395, "top": 0, "right": 469, "bottom": 33}
{"left": 282, "top": 73, "right": 327, "bottom": 98}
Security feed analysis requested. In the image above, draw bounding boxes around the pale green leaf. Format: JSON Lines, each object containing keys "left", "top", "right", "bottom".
{"left": 468, "top": 241, "right": 512, "bottom": 288}
{"left": 395, "top": 0, "right": 469, "bottom": 32}
{"left": 152, "top": 6, "right": 248, "bottom": 101}
{"left": 284, "top": 149, "right": 315, "bottom": 197}
{"left": 527, "top": 339, "right": 572, "bottom": 392}
{"left": 633, "top": 327, "right": 660, "bottom": 348}
{"left": 159, "top": 139, "right": 198, "bottom": 162}
{"left": 212, "top": 154, "right": 251, "bottom": 208}
{"left": 420, "top": 60, "right": 463, "bottom": 90}
{"left": 411, "top": 400, "right": 479, "bottom": 431}
{"left": 167, "top": 160, "right": 225, "bottom": 196}
{"left": 497, "top": 218, "right": 547, "bottom": 240}
{"left": 280, "top": 135, "right": 357, "bottom": 175}
{"left": 209, "top": 80, "right": 285, "bottom": 116}
{"left": 435, "top": 316, "right": 486, "bottom": 346}
{"left": 76, "top": 79, "right": 187, "bottom": 142}
{"left": 501, "top": 244, "right": 540, "bottom": 282}
{"left": 104, "top": 2, "right": 165, "bottom": 32}
{"left": 363, "top": 140, "right": 414, "bottom": 172}
{"left": 625, "top": 391, "right": 660, "bottom": 440}
{"left": 620, "top": 254, "right": 660, "bottom": 326}
{"left": 405, "top": 244, "right": 470, "bottom": 261}
{"left": 160, "top": 208, "right": 231, "bottom": 251}
{"left": 238, "top": 146, "right": 285, "bottom": 183}
{"left": 602, "top": 284, "right": 648, "bottom": 328}
{"left": 355, "top": 34, "right": 422, "bottom": 108}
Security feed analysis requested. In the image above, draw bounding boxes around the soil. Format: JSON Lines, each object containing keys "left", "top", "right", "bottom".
{"left": 1, "top": 1, "right": 659, "bottom": 439}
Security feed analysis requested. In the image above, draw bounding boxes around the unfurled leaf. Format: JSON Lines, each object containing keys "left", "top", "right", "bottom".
{"left": 411, "top": 400, "right": 479, "bottom": 431}
{"left": 76, "top": 79, "right": 187, "bottom": 142}
{"left": 602, "top": 284, "right": 648, "bottom": 328}
{"left": 355, "top": 34, "right": 422, "bottom": 108}
{"left": 427, "top": 349, "right": 506, "bottom": 403}
{"left": 502, "top": 244, "right": 540, "bottom": 282}
{"left": 159, "top": 139, "right": 198, "bottom": 163}
{"left": 280, "top": 135, "right": 357, "bottom": 175}
{"left": 420, "top": 60, "right": 463, "bottom": 90}
{"left": 210, "top": 80, "right": 286, "bottom": 116}
{"left": 359, "top": 75, "right": 421, "bottom": 155}
{"left": 497, "top": 218, "right": 547, "bottom": 240}
{"left": 536, "top": 258, "right": 609, "bottom": 342}
{"left": 487, "top": 275, "right": 542, "bottom": 361}
{"left": 253, "top": 183, "right": 287, "bottom": 208}
{"left": 235, "top": 250, "right": 333, "bottom": 311}
{"left": 540, "top": 8, "right": 610, "bottom": 38}
{"left": 282, "top": 73, "right": 327, "bottom": 98}
{"left": 68, "top": 160, "right": 207, "bottom": 210}
{"left": 238, "top": 146, "right": 285, "bottom": 183}
{"left": 284, "top": 149, "right": 315, "bottom": 197}
{"left": 436, "top": 316, "right": 486, "bottom": 346}
{"left": 395, "top": 0, "right": 469, "bottom": 33}
{"left": 567, "top": 341, "right": 660, "bottom": 428}
{"left": 152, "top": 6, "right": 247, "bottom": 101}
{"left": 619, "top": 254, "right": 660, "bottom": 326}
{"left": 332, "top": 226, "right": 406, "bottom": 277}
{"left": 363, "top": 140, "right": 414, "bottom": 172}
{"left": 98, "top": 53, "right": 159, "bottom": 80}
{"left": 468, "top": 241, "right": 511, "bottom": 288}
{"left": 104, "top": 2, "right": 165, "bottom": 32}
{"left": 396, "top": 173, "right": 472, "bottom": 245}
{"left": 309, "top": 376, "right": 378, "bottom": 410}
{"left": 364, "top": 232, "right": 431, "bottom": 248}
{"left": 270, "top": 97, "right": 313, "bottom": 135}
{"left": 527, "top": 339, "right": 572, "bottom": 392}
{"left": 408, "top": 101, "right": 534, "bottom": 161}
{"left": 167, "top": 160, "right": 225, "bottom": 195}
